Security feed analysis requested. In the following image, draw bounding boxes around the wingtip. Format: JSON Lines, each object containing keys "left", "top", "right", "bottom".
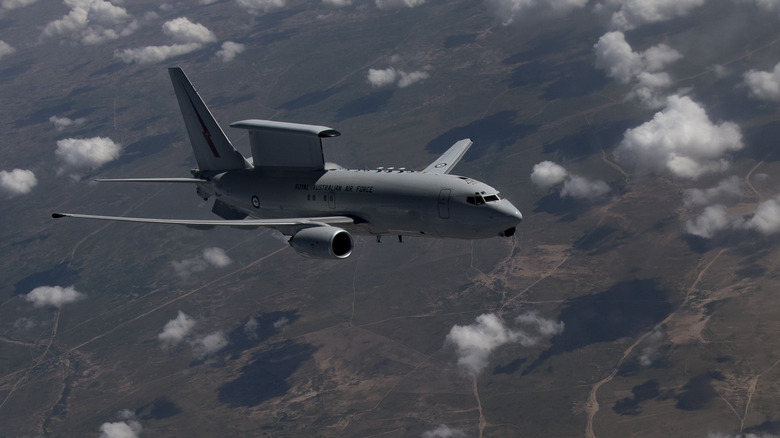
{"left": 52, "top": 213, "right": 66, "bottom": 219}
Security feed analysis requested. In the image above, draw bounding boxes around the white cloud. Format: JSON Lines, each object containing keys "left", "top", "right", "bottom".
{"left": 744, "top": 62, "right": 780, "bottom": 101}
{"left": 0, "top": 40, "right": 15, "bottom": 60}
{"left": 190, "top": 331, "right": 228, "bottom": 359}
{"left": 561, "top": 174, "right": 611, "bottom": 199}
{"left": 236, "top": 0, "right": 286, "bottom": 14}
{"left": 171, "top": 256, "right": 210, "bottom": 278}
{"left": 595, "top": 0, "right": 707, "bottom": 31}
{"left": 685, "top": 195, "right": 780, "bottom": 238}
{"left": 369, "top": 61, "right": 431, "bottom": 88}
{"left": 368, "top": 67, "right": 398, "bottom": 87}
{"left": 273, "top": 316, "right": 290, "bottom": 329}
{"left": 41, "top": 0, "right": 139, "bottom": 45}
{"left": 375, "top": 0, "right": 425, "bottom": 9}
{"left": 0, "top": 168, "right": 37, "bottom": 197}
{"left": 172, "top": 247, "right": 232, "bottom": 278}
{"left": 515, "top": 311, "right": 566, "bottom": 336}
{"left": 115, "top": 43, "right": 202, "bottom": 64}
{"left": 55, "top": 137, "right": 121, "bottom": 174}
{"left": 202, "top": 247, "right": 232, "bottom": 267}
{"left": 215, "top": 41, "right": 245, "bottom": 62}
{"left": 1, "top": 0, "right": 38, "bottom": 12}
{"left": 398, "top": 70, "right": 430, "bottom": 87}
{"left": 594, "top": 31, "right": 682, "bottom": 108}
{"left": 323, "top": 0, "right": 351, "bottom": 5}
{"left": 50, "top": 115, "right": 86, "bottom": 131}
{"left": 158, "top": 311, "right": 196, "bottom": 347}
{"left": 685, "top": 204, "right": 737, "bottom": 238}
{"left": 422, "top": 424, "right": 468, "bottom": 438}
{"left": 638, "top": 325, "right": 665, "bottom": 367}
{"left": 447, "top": 313, "right": 528, "bottom": 377}
{"left": 115, "top": 17, "right": 217, "bottom": 64}
{"left": 744, "top": 196, "right": 780, "bottom": 235}
{"left": 642, "top": 44, "right": 684, "bottom": 72}
{"left": 628, "top": 71, "right": 674, "bottom": 109}
{"left": 99, "top": 410, "right": 142, "bottom": 438}
{"left": 25, "top": 285, "right": 85, "bottom": 308}
{"left": 615, "top": 95, "right": 743, "bottom": 179}
{"left": 159, "top": 312, "right": 229, "bottom": 358}
{"left": 162, "top": 17, "right": 216, "bottom": 44}
{"left": 745, "top": 0, "right": 780, "bottom": 13}
{"left": 244, "top": 317, "right": 259, "bottom": 339}
{"left": 531, "top": 161, "right": 610, "bottom": 199}
{"left": 13, "top": 317, "right": 37, "bottom": 331}
{"left": 683, "top": 176, "right": 743, "bottom": 207}
{"left": 594, "top": 31, "right": 643, "bottom": 83}
{"left": 484, "top": 0, "right": 588, "bottom": 25}
{"left": 530, "top": 161, "right": 568, "bottom": 189}
{"left": 445, "top": 312, "right": 563, "bottom": 377}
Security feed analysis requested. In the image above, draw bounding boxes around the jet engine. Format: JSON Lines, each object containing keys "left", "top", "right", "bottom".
{"left": 289, "top": 226, "right": 354, "bottom": 259}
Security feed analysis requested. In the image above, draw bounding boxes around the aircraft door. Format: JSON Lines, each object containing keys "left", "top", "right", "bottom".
{"left": 438, "top": 189, "right": 451, "bottom": 219}
{"left": 328, "top": 192, "right": 336, "bottom": 209}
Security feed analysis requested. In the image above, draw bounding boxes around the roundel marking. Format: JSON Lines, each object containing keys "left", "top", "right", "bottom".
{"left": 251, "top": 195, "right": 260, "bottom": 208}
{"left": 434, "top": 163, "right": 447, "bottom": 168}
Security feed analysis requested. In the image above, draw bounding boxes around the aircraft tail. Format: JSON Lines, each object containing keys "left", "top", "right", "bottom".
{"left": 168, "top": 67, "right": 250, "bottom": 173}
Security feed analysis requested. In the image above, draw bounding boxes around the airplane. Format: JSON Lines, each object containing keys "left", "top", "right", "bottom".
{"left": 52, "top": 67, "right": 522, "bottom": 259}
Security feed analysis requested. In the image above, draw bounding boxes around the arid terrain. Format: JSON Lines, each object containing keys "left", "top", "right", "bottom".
{"left": 1, "top": 1, "right": 780, "bottom": 437}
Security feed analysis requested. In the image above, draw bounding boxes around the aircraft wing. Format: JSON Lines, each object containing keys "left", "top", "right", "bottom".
{"left": 422, "top": 139, "right": 473, "bottom": 174}
{"left": 52, "top": 212, "right": 354, "bottom": 233}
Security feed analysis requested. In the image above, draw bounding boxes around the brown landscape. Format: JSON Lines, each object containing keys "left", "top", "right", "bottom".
{"left": 1, "top": 0, "right": 780, "bottom": 437}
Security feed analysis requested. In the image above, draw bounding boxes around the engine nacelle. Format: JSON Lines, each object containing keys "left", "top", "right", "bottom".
{"left": 289, "top": 226, "right": 354, "bottom": 259}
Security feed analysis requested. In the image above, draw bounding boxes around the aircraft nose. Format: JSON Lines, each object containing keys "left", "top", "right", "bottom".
{"left": 492, "top": 199, "right": 523, "bottom": 224}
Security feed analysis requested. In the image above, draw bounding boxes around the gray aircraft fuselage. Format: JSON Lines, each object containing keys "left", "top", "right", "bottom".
{"left": 210, "top": 168, "right": 522, "bottom": 239}
{"left": 53, "top": 68, "right": 523, "bottom": 259}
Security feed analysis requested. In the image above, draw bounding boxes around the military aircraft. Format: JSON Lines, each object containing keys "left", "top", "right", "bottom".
{"left": 52, "top": 68, "right": 522, "bottom": 259}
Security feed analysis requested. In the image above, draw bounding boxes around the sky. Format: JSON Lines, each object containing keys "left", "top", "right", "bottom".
{"left": 1, "top": 1, "right": 780, "bottom": 437}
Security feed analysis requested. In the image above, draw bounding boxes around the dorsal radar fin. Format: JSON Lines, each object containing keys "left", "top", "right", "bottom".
{"left": 168, "top": 67, "right": 251, "bottom": 172}
{"left": 230, "top": 119, "right": 340, "bottom": 170}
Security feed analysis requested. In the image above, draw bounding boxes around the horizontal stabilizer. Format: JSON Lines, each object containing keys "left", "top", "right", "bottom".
{"left": 422, "top": 139, "right": 472, "bottom": 175}
{"left": 95, "top": 178, "right": 209, "bottom": 183}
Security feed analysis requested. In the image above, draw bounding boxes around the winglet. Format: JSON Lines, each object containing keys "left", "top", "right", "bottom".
{"left": 422, "top": 139, "right": 472, "bottom": 174}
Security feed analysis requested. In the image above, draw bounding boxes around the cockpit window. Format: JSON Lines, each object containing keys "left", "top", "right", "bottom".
{"left": 466, "top": 194, "right": 500, "bottom": 205}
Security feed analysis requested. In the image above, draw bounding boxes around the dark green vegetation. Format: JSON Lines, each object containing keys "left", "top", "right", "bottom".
{"left": 1, "top": 1, "right": 780, "bottom": 437}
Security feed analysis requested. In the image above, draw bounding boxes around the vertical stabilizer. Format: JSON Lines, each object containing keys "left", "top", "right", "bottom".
{"left": 168, "top": 67, "right": 250, "bottom": 172}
